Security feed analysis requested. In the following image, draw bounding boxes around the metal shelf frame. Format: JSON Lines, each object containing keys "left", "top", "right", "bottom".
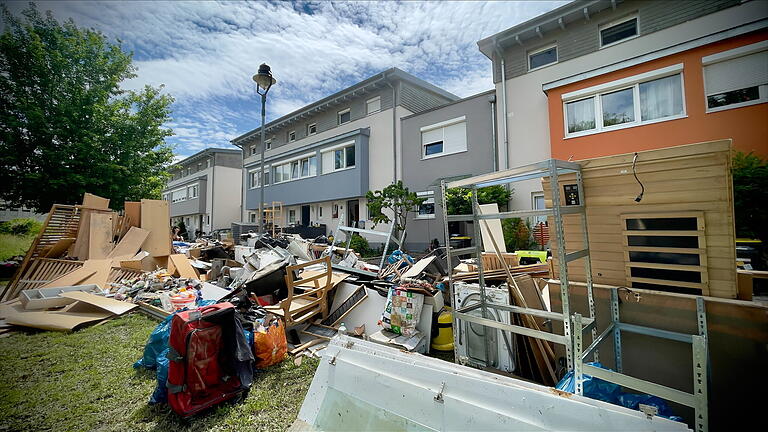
{"left": 440, "top": 159, "right": 597, "bottom": 374}
{"left": 441, "top": 158, "right": 710, "bottom": 432}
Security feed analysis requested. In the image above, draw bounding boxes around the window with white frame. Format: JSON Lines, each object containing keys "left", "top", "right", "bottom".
{"left": 288, "top": 130, "right": 296, "bottom": 142}
{"left": 366, "top": 96, "right": 381, "bottom": 114}
{"left": 599, "top": 15, "right": 638, "bottom": 48}
{"left": 529, "top": 44, "right": 557, "bottom": 71}
{"left": 307, "top": 123, "right": 317, "bottom": 135}
{"left": 248, "top": 170, "right": 264, "bottom": 189}
{"left": 421, "top": 116, "right": 467, "bottom": 158}
{"left": 563, "top": 65, "right": 685, "bottom": 137}
{"left": 288, "top": 209, "right": 297, "bottom": 224}
{"left": 171, "top": 188, "right": 187, "bottom": 203}
{"left": 321, "top": 143, "right": 355, "bottom": 174}
{"left": 265, "top": 139, "right": 272, "bottom": 150}
{"left": 250, "top": 145, "right": 256, "bottom": 156}
{"left": 703, "top": 41, "right": 768, "bottom": 112}
{"left": 272, "top": 155, "right": 317, "bottom": 184}
{"left": 249, "top": 212, "right": 257, "bottom": 223}
{"left": 337, "top": 108, "right": 351, "bottom": 125}
{"left": 206, "top": 158, "right": 211, "bottom": 168}
{"left": 416, "top": 191, "right": 435, "bottom": 219}
{"left": 162, "top": 193, "right": 170, "bottom": 201}
{"left": 187, "top": 184, "right": 198, "bottom": 199}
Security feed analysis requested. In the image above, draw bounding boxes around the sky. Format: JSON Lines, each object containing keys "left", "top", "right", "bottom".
{"left": 6, "top": 1, "right": 567, "bottom": 160}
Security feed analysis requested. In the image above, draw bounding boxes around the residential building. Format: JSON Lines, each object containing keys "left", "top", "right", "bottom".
{"left": 400, "top": 90, "right": 498, "bottom": 251}
{"left": 162, "top": 148, "right": 242, "bottom": 240}
{"left": 231, "top": 68, "right": 458, "bottom": 242}
{"left": 0, "top": 201, "right": 47, "bottom": 222}
{"left": 477, "top": 0, "right": 768, "bottom": 207}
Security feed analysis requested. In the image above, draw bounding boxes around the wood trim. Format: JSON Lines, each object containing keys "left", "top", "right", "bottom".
{"left": 622, "top": 230, "right": 705, "bottom": 237}
{"left": 628, "top": 277, "right": 706, "bottom": 290}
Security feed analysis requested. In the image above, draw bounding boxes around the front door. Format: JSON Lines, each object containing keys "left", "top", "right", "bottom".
{"left": 301, "top": 205, "right": 310, "bottom": 227}
{"left": 347, "top": 200, "right": 359, "bottom": 228}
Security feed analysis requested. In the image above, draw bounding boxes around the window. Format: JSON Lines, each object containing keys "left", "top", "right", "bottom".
{"left": 703, "top": 42, "right": 768, "bottom": 112}
{"left": 249, "top": 170, "right": 263, "bottom": 189}
{"left": 187, "top": 184, "right": 198, "bottom": 199}
{"left": 532, "top": 193, "right": 546, "bottom": 224}
{"left": 338, "top": 108, "right": 351, "bottom": 125}
{"left": 621, "top": 212, "right": 708, "bottom": 295}
{"left": 250, "top": 145, "right": 256, "bottom": 156}
{"left": 600, "top": 15, "right": 638, "bottom": 48}
{"left": 421, "top": 116, "right": 467, "bottom": 158}
{"left": 272, "top": 155, "right": 317, "bottom": 183}
{"left": 319, "top": 206, "right": 323, "bottom": 218}
{"left": 265, "top": 139, "right": 272, "bottom": 150}
{"left": 206, "top": 158, "right": 211, "bottom": 168}
{"left": 162, "top": 193, "right": 170, "bottom": 201}
{"left": 197, "top": 163, "right": 202, "bottom": 171}
{"left": 249, "top": 212, "right": 257, "bottom": 223}
{"left": 322, "top": 143, "right": 355, "bottom": 173}
{"left": 416, "top": 191, "right": 435, "bottom": 219}
{"left": 366, "top": 96, "right": 381, "bottom": 114}
{"left": 288, "top": 130, "right": 296, "bottom": 142}
{"left": 288, "top": 209, "right": 296, "bottom": 224}
{"left": 529, "top": 44, "right": 557, "bottom": 71}
{"left": 186, "top": 168, "right": 191, "bottom": 176}
{"left": 307, "top": 123, "right": 317, "bottom": 135}
{"left": 563, "top": 66, "right": 684, "bottom": 137}
{"left": 171, "top": 188, "right": 187, "bottom": 203}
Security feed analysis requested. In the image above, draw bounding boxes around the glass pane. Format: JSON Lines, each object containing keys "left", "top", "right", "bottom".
{"left": 335, "top": 149, "right": 343, "bottom": 169}
{"left": 419, "top": 202, "right": 435, "bottom": 215}
{"left": 566, "top": 98, "right": 596, "bottom": 133}
{"left": 707, "top": 86, "right": 760, "bottom": 109}
{"left": 601, "top": 18, "right": 637, "bottom": 46}
{"left": 529, "top": 46, "right": 557, "bottom": 70}
{"left": 627, "top": 235, "right": 699, "bottom": 248}
{"left": 291, "top": 161, "right": 299, "bottom": 179}
{"left": 301, "top": 159, "right": 309, "bottom": 177}
{"left": 339, "top": 111, "right": 350, "bottom": 124}
{"left": 346, "top": 146, "right": 355, "bottom": 167}
{"left": 629, "top": 251, "right": 700, "bottom": 266}
{"left": 630, "top": 267, "right": 701, "bottom": 283}
{"left": 309, "top": 156, "right": 317, "bottom": 176}
{"left": 424, "top": 141, "right": 443, "bottom": 156}
{"left": 639, "top": 74, "right": 683, "bottom": 121}
{"left": 601, "top": 88, "right": 635, "bottom": 127}
{"left": 625, "top": 216, "right": 697, "bottom": 231}
{"left": 263, "top": 172, "right": 269, "bottom": 185}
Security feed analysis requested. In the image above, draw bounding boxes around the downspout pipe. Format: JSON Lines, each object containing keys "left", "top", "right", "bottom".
{"left": 488, "top": 94, "right": 498, "bottom": 172}
{"left": 494, "top": 43, "right": 509, "bottom": 171}
{"left": 384, "top": 73, "right": 397, "bottom": 183}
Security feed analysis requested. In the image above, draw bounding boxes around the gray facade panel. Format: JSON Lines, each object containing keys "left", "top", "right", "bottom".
{"left": 214, "top": 152, "right": 243, "bottom": 169}
{"left": 494, "top": 0, "right": 740, "bottom": 83}
{"left": 245, "top": 133, "right": 369, "bottom": 208}
{"left": 399, "top": 82, "right": 454, "bottom": 114}
{"left": 170, "top": 178, "right": 207, "bottom": 217}
{"left": 400, "top": 91, "right": 496, "bottom": 251}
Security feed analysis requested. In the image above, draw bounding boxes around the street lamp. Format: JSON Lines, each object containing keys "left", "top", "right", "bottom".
{"left": 253, "top": 63, "right": 275, "bottom": 235}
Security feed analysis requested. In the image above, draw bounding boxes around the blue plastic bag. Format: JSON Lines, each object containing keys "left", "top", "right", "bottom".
{"left": 556, "top": 362, "right": 682, "bottom": 421}
{"left": 149, "top": 348, "right": 170, "bottom": 404}
{"left": 134, "top": 314, "right": 174, "bottom": 370}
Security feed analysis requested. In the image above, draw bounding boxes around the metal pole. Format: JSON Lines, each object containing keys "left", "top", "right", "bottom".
{"left": 258, "top": 92, "right": 266, "bottom": 235}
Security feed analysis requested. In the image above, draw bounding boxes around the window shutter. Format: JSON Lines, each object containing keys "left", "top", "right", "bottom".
{"left": 322, "top": 151, "right": 333, "bottom": 174}
{"left": 704, "top": 51, "right": 768, "bottom": 95}
{"left": 421, "top": 128, "right": 442, "bottom": 145}
{"left": 443, "top": 122, "right": 467, "bottom": 153}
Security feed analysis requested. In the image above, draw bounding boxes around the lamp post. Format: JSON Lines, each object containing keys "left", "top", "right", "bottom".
{"left": 253, "top": 63, "right": 275, "bottom": 235}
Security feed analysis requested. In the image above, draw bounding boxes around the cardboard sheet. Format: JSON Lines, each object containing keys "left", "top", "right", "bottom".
{"left": 60, "top": 291, "right": 137, "bottom": 315}
{"left": 140, "top": 199, "right": 171, "bottom": 257}
{"left": 4, "top": 292, "right": 136, "bottom": 331}
{"left": 124, "top": 201, "right": 141, "bottom": 229}
{"left": 168, "top": 254, "right": 199, "bottom": 279}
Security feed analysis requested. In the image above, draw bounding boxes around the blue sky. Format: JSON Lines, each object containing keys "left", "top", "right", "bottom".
{"left": 7, "top": 1, "right": 567, "bottom": 160}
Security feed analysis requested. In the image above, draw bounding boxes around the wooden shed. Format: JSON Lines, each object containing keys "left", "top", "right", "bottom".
{"left": 544, "top": 139, "right": 737, "bottom": 298}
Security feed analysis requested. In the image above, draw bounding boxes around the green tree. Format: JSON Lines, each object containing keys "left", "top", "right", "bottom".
{"left": 365, "top": 181, "right": 425, "bottom": 250}
{"left": 0, "top": 4, "right": 174, "bottom": 212}
{"left": 443, "top": 185, "right": 511, "bottom": 215}
{"left": 732, "top": 152, "right": 768, "bottom": 243}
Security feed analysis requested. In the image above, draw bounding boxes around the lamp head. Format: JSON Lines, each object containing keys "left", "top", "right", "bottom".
{"left": 252, "top": 63, "right": 276, "bottom": 90}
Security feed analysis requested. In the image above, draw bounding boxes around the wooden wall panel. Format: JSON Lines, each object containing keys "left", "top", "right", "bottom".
{"left": 543, "top": 140, "right": 737, "bottom": 298}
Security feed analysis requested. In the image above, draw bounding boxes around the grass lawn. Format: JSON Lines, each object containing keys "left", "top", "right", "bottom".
{"left": 0, "top": 232, "right": 35, "bottom": 261}
{"left": 0, "top": 312, "right": 319, "bottom": 432}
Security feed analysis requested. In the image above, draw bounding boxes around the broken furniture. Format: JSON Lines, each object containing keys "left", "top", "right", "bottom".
{"left": 19, "top": 284, "right": 103, "bottom": 310}
{"left": 328, "top": 213, "right": 400, "bottom": 278}
{"left": 264, "top": 256, "right": 333, "bottom": 328}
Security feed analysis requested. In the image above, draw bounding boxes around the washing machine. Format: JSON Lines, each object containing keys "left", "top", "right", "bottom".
{"left": 454, "top": 282, "right": 516, "bottom": 373}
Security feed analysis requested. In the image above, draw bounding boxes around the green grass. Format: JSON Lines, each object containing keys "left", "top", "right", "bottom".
{"left": 0, "top": 313, "right": 319, "bottom": 431}
{"left": 0, "top": 232, "right": 35, "bottom": 261}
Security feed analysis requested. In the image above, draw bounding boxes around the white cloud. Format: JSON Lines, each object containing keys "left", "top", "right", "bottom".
{"left": 6, "top": 1, "right": 568, "bottom": 154}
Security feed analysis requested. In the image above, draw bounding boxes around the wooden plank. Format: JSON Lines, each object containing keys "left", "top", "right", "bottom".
{"left": 140, "top": 199, "right": 170, "bottom": 257}
{"left": 88, "top": 212, "right": 114, "bottom": 259}
{"left": 124, "top": 201, "right": 141, "bottom": 229}
{"left": 107, "top": 226, "right": 149, "bottom": 259}
{"left": 70, "top": 209, "right": 92, "bottom": 260}
{"left": 168, "top": 254, "right": 198, "bottom": 279}
{"left": 43, "top": 238, "right": 75, "bottom": 258}
{"left": 82, "top": 193, "right": 109, "bottom": 210}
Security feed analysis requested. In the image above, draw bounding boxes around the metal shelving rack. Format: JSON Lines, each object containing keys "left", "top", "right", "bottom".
{"left": 440, "top": 159, "right": 597, "bottom": 374}
{"left": 440, "top": 158, "right": 710, "bottom": 432}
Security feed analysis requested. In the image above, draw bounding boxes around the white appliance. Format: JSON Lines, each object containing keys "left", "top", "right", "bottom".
{"left": 455, "top": 282, "right": 517, "bottom": 373}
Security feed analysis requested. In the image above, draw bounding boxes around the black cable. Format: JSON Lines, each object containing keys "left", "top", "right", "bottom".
{"left": 632, "top": 152, "right": 644, "bottom": 202}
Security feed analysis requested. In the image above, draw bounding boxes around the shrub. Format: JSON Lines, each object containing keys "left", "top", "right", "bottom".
{"left": 733, "top": 152, "right": 768, "bottom": 243}
{"left": 0, "top": 218, "right": 43, "bottom": 236}
{"left": 502, "top": 218, "right": 535, "bottom": 251}
{"left": 348, "top": 234, "right": 376, "bottom": 258}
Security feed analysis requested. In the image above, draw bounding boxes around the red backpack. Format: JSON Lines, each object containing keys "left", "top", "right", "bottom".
{"left": 166, "top": 303, "right": 250, "bottom": 417}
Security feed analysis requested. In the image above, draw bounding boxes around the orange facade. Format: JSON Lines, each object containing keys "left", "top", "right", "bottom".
{"left": 547, "top": 31, "right": 768, "bottom": 160}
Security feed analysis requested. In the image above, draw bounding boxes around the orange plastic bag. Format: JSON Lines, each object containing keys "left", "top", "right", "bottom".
{"left": 253, "top": 316, "right": 287, "bottom": 368}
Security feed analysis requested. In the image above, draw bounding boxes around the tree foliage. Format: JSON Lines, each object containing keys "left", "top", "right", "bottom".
{"left": 443, "top": 185, "right": 511, "bottom": 215}
{"left": 0, "top": 4, "right": 174, "bottom": 212}
{"left": 732, "top": 152, "right": 768, "bottom": 243}
{"left": 365, "top": 181, "right": 425, "bottom": 249}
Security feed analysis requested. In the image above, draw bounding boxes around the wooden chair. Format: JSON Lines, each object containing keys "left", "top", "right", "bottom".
{"left": 264, "top": 256, "right": 333, "bottom": 328}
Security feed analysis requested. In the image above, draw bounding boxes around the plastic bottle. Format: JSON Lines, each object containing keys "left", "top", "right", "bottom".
{"left": 338, "top": 322, "right": 348, "bottom": 336}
